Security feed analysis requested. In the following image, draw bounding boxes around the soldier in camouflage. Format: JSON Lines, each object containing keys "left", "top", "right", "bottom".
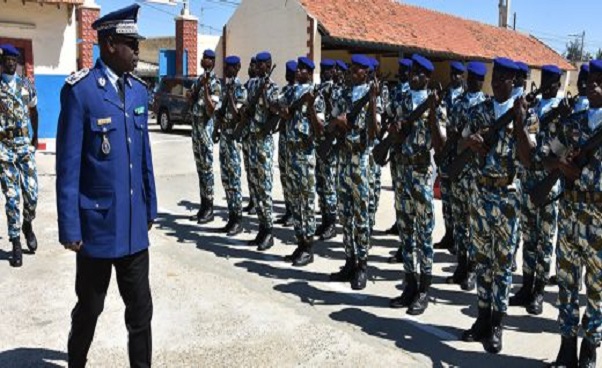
{"left": 443, "top": 61, "right": 488, "bottom": 291}
{"left": 246, "top": 51, "right": 279, "bottom": 251}
{"left": 280, "top": 57, "right": 324, "bottom": 266}
{"left": 458, "top": 57, "right": 521, "bottom": 354}
{"left": 189, "top": 49, "right": 221, "bottom": 224}
{"left": 329, "top": 54, "right": 381, "bottom": 290}
{"left": 368, "top": 57, "right": 384, "bottom": 235}
{"left": 0, "top": 44, "right": 38, "bottom": 267}
{"left": 540, "top": 59, "right": 602, "bottom": 368}
{"left": 242, "top": 57, "right": 258, "bottom": 215}
{"left": 216, "top": 56, "right": 248, "bottom": 236}
{"left": 389, "top": 54, "right": 446, "bottom": 316}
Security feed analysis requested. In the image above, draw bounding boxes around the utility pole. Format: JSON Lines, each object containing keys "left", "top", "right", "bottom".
{"left": 569, "top": 31, "right": 586, "bottom": 61}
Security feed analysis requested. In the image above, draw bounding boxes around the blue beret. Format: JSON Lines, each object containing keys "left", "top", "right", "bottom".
{"left": 515, "top": 61, "right": 529, "bottom": 75}
{"left": 203, "top": 49, "right": 216, "bottom": 59}
{"left": 370, "top": 57, "right": 379, "bottom": 68}
{"left": 224, "top": 56, "right": 241, "bottom": 66}
{"left": 450, "top": 61, "right": 466, "bottom": 73}
{"left": 580, "top": 64, "right": 589, "bottom": 73}
{"left": 411, "top": 54, "right": 434, "bottom": 73}
{"left": 541, "top": 64, "right": 562, "bottom": 78}
{"left": 590, "top": 60, "right": 602, "bottom": 74}
{"left": 320, "top": 59, "right": 336, "bottom": 69}
{"left": 351, "top": 54, "right": 371, "bottom": 68}
{"left": 493, "top": 57, "right": 519, "bottom": 73}
{"left": 466, "top": 61, "right": 487, "bottom": 80}
{"left": 336, "top": 60, "right": 348, "bottom": 71}
{"left": 286, "top": 60, "right": 297, "bottom": 73}
{"left": 92, "top": 4, "right": 144, "bottom": 39}
{"left": 0, "top": 44, "right": 20, "bottom": 57}
{"left": 297, "top": 56, "right": 315, "bottom": 71}
{"left": 256, "top": 52, "right": 271, "bottom": 62}
{"left": 398, "top": 58, "right": 413, "bottom": 68}
{"left": 250, "top": 57, "right": 257, "bottom": 63}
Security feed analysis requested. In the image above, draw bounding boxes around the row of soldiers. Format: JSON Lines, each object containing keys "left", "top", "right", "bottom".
{"left": 188, "top": 48, "right": 600, "bottom": 366}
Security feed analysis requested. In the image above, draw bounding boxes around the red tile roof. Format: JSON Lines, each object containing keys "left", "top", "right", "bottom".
{"left": 300, "top": 0, "right": 574, "bottom": 70}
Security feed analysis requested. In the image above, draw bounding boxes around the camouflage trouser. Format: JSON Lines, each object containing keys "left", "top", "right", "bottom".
{"left": 440, "top": 176, "right": 453, "bottom": 236}
{"left": 287, "top": 141, "right": 316, "bottom": 240}
{"left": 192, "top": 116, "right": 214, "bottom": 201}
{"left": 451, "top": 175, "right": 472, "bottom": 258}
{"left": 520, "top": 171, "right": 559, "bottom": 283}
{"left": 278, "top": 132, "right": 293, "bottom": 215}
{"left": 0, "top": 144, "right": 38, "bottom": 239}
{"left": 249, "top": 132, "right": 274, "bottom": 229}
{"left": 219, "top": 134, "right": 242, "bottom": 217}
{"left": 556, "top": 200, "right": 602, "bottom": 345}
{"left": 316, "top": 142, "right": 338, "bottom": 217}
{"left": 241, "top": 136, "right": 256, "bottom": 204}
{"left": 337, "top": 146, "right": 370, "bottom": 261}
{"left": 470, "top": 184, "right": 519, "bottom": 313}
{"left": 395, "top": 158, "right": 435, "bottom": 276}
{"left": 368, "top": 149, "right": 382, "bottom": 231}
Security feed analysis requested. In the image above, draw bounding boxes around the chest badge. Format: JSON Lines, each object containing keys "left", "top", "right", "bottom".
{"left": 98, "top": 77, "right": 106, "bottom": 88}
{"left": 97, "top": 117, "right": 112, "bottom": 126}
{"left": 101, "top": 135, "right": 111, "bottom": 155}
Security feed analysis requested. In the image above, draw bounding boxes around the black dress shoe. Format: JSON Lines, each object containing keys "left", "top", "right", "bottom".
{"left": 257, "top": 229, "right": 274, "bottom": 251}
{"left": 9, "top": 237, "right": 23, "bottom": 268}
{"left": 22, "top": 220, "right": 37, "bottom": 253}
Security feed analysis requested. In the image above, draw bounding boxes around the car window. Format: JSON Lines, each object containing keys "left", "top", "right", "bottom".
{"left": 183, "top": 80, "right": 194, "bottom": 96}
{"left": 170, "top": 81, "right": 183, "bottom": 96}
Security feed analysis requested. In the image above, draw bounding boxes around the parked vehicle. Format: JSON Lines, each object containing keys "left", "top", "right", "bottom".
{"left": 152, "top": 76, "right": 197, "bottom": 132}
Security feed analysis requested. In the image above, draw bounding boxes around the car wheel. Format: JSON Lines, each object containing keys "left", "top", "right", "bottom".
{"left": 159, "top": 109, "right": 173, "bottom": 132}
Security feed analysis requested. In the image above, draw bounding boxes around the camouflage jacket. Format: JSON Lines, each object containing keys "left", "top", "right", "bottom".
{"left": 281, "top": 82, "right": 325, "bottom": 144}
{"left": 218, "top": 77, "right": 247, "bottom": 132}
{"left": 0, "top": 75, "right": 36, "bottom": 145}
{"left": 191, "top": 71, "right": 222, "bottom": 119}
{"left": 246, "top": 76, "right": 279, "bottom": 133}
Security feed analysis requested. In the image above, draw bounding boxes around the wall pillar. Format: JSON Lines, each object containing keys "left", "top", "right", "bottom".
{"left": 175, "top": 14, "right": 198, "bottom": 76}
{"left": 76, "top": 2, "right": 100, "bottom": 70}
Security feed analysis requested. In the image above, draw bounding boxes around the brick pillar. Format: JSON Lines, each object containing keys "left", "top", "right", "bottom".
{"left": 76, "top": 4, "right": 100, "bottom": 70}
{"left": 175, "top": 15, "right": 198, "bottom": 76}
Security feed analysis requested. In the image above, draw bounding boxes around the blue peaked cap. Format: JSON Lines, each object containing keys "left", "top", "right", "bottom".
{"left": 92, "top": 4, "right": 144, "bottom": 39}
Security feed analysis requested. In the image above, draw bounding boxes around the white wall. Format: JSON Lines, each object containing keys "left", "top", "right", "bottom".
{"left": 223, "top": 0, "right": 312, "bottom": 86}
{"left": 0, "top": 0, "right": 76, "bottom": 75}
{"left": 197, "top": 34, "right": 220, "bottom": 75}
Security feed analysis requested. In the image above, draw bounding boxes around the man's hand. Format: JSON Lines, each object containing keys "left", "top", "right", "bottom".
{"left": 302, "top": 90, "right": 316, "bottom": 104}
{"left": 63, "top": 241, "right": 83, "bottom": 252}
{"left": 513, "top": 97, "right": 528, "bottom": 130}
{"left": 31, "top": 135, "right": 38, "bottom": 149}
{"left": 332, "top": 114, "right": 348, "bottom": 132}
{"left": 467, "top": 133, "right": 489, "bottom": 156}
{"left": 558, "top": 153, "right": 581, "bottom": 181}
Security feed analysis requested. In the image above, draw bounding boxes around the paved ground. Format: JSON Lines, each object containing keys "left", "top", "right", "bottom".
{"left": 0, "top": 122, "right": 591, "bottom": 367}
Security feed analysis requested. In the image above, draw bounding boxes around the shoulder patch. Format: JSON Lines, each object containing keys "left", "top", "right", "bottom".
{"left": 65, "top": 69, "right": 90, "bottom": 86}
{"left": 130, "top": 73, "right": 147, "bottom": 87}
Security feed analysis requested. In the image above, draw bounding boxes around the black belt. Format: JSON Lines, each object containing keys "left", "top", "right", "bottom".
{"left": 478, "top": 175, "right": 515, "bottom": 188}
{"left": 564, "top": 190, "right": 602, "bottom": 203}
{"left": 0, "top": 128, "right": 28, "bottom": 140}
{"left": 399, "top": 152, "right": 430, "bottom": 167}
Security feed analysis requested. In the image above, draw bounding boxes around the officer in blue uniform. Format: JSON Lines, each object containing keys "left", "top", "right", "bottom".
{"left": 56, "top": 5, "right": 157, "bottom": 367}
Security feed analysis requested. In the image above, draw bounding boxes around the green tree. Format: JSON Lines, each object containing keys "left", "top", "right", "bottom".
{"left": 596, "top": 48, "right": 602, "bottom": 60}
{"left": 565, "top": 38, "right": 583, "bottom": 61}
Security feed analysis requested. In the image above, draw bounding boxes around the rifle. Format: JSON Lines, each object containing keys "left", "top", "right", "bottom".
{"left": 213, "top": 81, "right": 238, "bottom": 143}
{"left": 233, "top": 64, "right": 277, "bottom": 139}
{"left": 316, "top": 82, "right": 375, "bottom": 161}
{"left": 447, "top": 105, "right": 515, "bottom": 180}
{"left": 529, "top": 125, "right": 602, "bottom": 207}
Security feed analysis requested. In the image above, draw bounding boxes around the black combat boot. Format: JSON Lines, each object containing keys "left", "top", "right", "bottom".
{"left": 314, "top": 215, "right": 327, "bottom": 237}
{"left": 22, "top": 220, "right": 37, "bottom": 253}
{"left": 275, "top": 210, "right": 292, "bottom": 225}
{"left": 461, "top": 262, "right": 477, "bottom": 291}
{"left": 330, "top": 257, "right": 355, "bottom": 282}
{"left": 407, "top": 274, "right": 431, "bottom": 315}
{"left": 256, "top": 227, "right": 274, "bottom": 251}
{"left": 248, "top": 225, "right": 264, "bottom": 246}
{"left": 9, "top": 237, "right": 23, "bottom": 268}
{"left": 578, "top": 338, "right": 598, "bottom": 368}
{"left": 527, "top": 279, "right": 546, "bottom": 315}
{"left": 446, "top": 252, "right": 467, "bottom": 285}
{"left": 351, "top": 259, "right": 368, "bottom": 290}
{"left": 484, "top": 311, "right": 504, "bottom": 354}
{"left": 244, "top": 198, "right": 255, "bottom": 214}
{"left": 292, "top": 238, "right": 314, "bottom": 267}
{"left": 222, "top": 213, "right": 243, "bottom": 236}
{"left": 198, "top": 197, "right": 214, "bottom": 224}
{"left": 189, "top": 204, "right": 203, "bottom": 222}
{"left": 390, "top": 273, "right": 418, "bottom": 308}
{"left": 462, "top": 307, "right": 492, "bottom": 342}
{"left": 434, "top": 231, "right": 453, "bottom": 250}
{"left": 547, "top": 336, "right": 578, "bottom": 368}
{"left": 387, "top": 247, "right": 404, "bottom": 264}
{"left": 509, "top": 273, "right": 534, "bottom": 307}
{"left": 385, "top": 222, "right": 399, "bottom": 235}
{"left": 320, "top": 214, "right": 336, "bottom": 240}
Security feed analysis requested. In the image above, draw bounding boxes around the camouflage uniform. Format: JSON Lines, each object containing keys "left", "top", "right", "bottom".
{"left": 242, "top": 78, "right": 256, "bottom": 207}
{"left": 247, "top": 77, "right": 279, "bottom": 229}
{"left": 464, "top": 98, "right": 519, "bottom": 313}
{"left": 0, "top": 75, "right": 38, "bottom": 240}
{"left": 368, "top": 83, "right": 388, "bottom": 232}
{"left": 394, "top": 90, "right": 446, "bottom": 276}
{"left": 332, "top": 83, "right": 381, "bottom": 261}
{"left": 278, "top": 84, "right": 295, "bottom": 220}
{"left": 316, "top": 80, "right": 338, "bottom": 221}
{"left": 218, "top": 77, "right": 248, "bottom": 217}
{"left": 542, "top": 110, "right": 602, "bottom": 346}
{"left": 191, "top": 72, "right": 221, "bottom": 202}
{"left": 283, "top": 82, "right": 325, "bottom": 240}
{"left": 447, "top": 92, "right": 487, "bottom": 260}
{"left": 519, "top": 98, "right": 561, "bottom": 284}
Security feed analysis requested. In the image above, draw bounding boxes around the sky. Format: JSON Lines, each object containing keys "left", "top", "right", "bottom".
{"left": 98, "top": 0, "right": 602, "bottom": 56}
